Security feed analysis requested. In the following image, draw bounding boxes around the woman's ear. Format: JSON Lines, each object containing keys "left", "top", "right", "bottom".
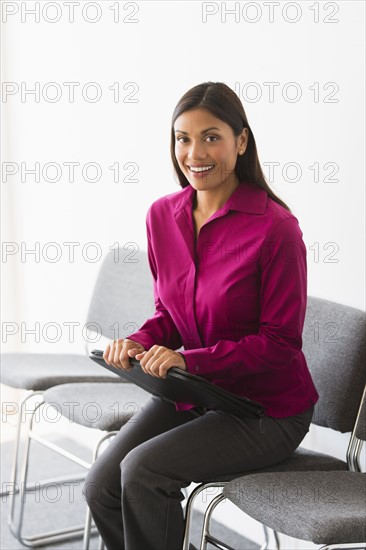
{"left": 238, "top": 127, "right": 249, "bottom": 154}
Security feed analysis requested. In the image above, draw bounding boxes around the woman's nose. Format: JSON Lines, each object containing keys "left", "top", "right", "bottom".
{"left": 187, "top": 141, "right": 208, "bottom": 160}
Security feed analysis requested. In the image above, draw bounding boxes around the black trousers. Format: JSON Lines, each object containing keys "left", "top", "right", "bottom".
{"left": 83, "top": 395, "right": 313, "bottom": 550}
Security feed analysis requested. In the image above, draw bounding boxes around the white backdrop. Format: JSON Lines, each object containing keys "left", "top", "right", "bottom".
{"left": 2, "top": 0, "right": 365, "bottom": 355}
{"left": 1, "top": 2, "right": 365, "bottom": 547}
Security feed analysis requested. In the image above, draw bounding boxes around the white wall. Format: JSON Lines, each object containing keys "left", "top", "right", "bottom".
{"left": 1, "top": 1, "right": 365, "bottom": 548}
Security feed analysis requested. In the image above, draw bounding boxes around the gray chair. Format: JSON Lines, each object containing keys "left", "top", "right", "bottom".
{"left": 182, "top": 297, "right": 366, "bottom": 550}
{"left": 223, "top": 386, "right": 366, "bottom": 550}
{"left": 15, "top": 382, "right": 152, "bottom": 548}
{"left": 4, "top": 248, "right": 155, "bottom": 546}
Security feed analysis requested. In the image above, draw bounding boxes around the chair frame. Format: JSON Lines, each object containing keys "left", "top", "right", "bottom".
{"left": 7, "top": 390, "right": 114, "bottom": 548}
{"left": 3, "top": 390, "right": 88, "bottom": 535}
{"left": 8, "top": 392, "right": 192, "bottom": 549}
{"left": 1, "top": 342, "right": 100, "bottom": 500}
{"left": 187, "top": 384, "right": 366, "bottom": 550}
{"left": 182, "top": 481, "right": 280, "bottom": 550}
{"left": 3, "top": 338, "right": 104, "bottom": 544}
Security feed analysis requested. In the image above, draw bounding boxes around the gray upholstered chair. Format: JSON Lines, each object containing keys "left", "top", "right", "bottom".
{"left": 222, "top": 386, "right": 366, "bottom": 550}
{"left": 15, "top": 382, "right": 152, "bottom": 548}
{"left": 182, "top": 297, "right": 366, "bottom": 550}
{"left": 4, "top": 248, "right": 155, "bottom": 546}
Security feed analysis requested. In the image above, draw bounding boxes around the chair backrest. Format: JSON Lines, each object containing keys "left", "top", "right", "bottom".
{"left": 86, "top": 248, "right": 155, "bottom": 341}
{"left": 86, "top": 256, "right": 366, "bottom": 435}
{"left": 303, "top": 296, "right": 366, "bottom": 433}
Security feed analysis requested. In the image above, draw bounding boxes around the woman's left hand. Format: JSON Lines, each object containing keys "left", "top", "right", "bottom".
{"left": 135, "top": 345, "right": 187, "bottom": 378}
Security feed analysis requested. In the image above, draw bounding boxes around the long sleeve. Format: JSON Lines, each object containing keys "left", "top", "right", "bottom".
{"left": 180, "top": 217, "right": 307, "bottom": 380}
{"left": 123, "top": 183, "right": 318, "bottom": 417}
{"left": 126, "top": 208, "right": 183, "bottom": 351}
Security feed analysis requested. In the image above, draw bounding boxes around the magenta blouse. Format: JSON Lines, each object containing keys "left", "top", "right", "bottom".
{"left": 127, "top": 181, "right": 319, "bottom": 418}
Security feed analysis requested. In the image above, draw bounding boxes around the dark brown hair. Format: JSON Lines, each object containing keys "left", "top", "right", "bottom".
{"left": 170, "top": 81, "right": 292, "bottom": 213}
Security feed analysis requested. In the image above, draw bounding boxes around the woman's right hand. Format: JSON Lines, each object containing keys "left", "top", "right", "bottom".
{"left": 103, "top": 338, "right": 146, "bottom": 371}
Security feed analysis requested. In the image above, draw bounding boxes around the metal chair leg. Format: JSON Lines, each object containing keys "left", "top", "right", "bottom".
{"left": 182, "top": 483, "right": 214, "bottom": 550}
{"left": 185, "top": 482, "right": 280, "bottom": 550}
{"left": 260, "top": 526, "right": 270, "bottom": 550}
{"left": 261, "top": 526, "right": 280, "bottom": 550}
{"left": 6, "top": 395, "right": 86, "bottom": 544}
{"left": 9, "top": 400, "right": 97, "bottom": 547}
{"left": 3, "top": 391, "right": 43, "bottom": 514}
{"left": 182, "top": 482, "right": 228, "bottom": 550}
{"left": 82, "top": 506, "right": 94, "bottom": 550}
{"left": 200, "top": 492, "right": 232, "bottom": 550}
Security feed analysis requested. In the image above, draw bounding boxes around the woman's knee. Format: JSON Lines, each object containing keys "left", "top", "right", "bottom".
{"left": 83, "top": 466, "right": 102, "bottom": 508}
{"left": 120, "top": 446, "right": 146, "bottom": 482}
{"left": 83, "top": 460, "right": 121, "bottom": 509}
{"left": 120, "top": 445, "right": 152, "bottom": 502}
{"left": 83, "top": 461, "right": 102, "bottom": 503}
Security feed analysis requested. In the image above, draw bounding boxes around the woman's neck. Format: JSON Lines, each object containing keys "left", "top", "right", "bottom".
{"left": 192, "top": 178, "right": 240, "bottom": 217}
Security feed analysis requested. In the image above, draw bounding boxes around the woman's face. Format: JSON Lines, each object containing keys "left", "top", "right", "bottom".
{"left": 174, "top": 107, "right": 248, "bottom": 192}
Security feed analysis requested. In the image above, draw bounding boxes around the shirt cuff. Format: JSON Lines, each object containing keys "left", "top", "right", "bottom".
{"left": 178, "top": 349, "right": 211, "bottom": 375}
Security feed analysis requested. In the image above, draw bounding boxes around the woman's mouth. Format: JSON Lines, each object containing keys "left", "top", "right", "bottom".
{"left": 188, "top": 164, "right": 215, "bottom": 177}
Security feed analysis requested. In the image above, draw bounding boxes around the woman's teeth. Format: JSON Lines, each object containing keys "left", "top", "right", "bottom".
{"left": 189, "top": 165, "right": 214, "bottom": 173}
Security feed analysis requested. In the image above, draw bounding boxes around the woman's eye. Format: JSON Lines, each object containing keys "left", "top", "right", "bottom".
{"left": 176, "top": 135, "right": 218, "bottom": 143}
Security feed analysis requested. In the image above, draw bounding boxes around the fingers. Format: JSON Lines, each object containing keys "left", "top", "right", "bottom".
{"left": 103, "top": 342, "right": 176, "bottom": 378}
{"left": 103, "top": 338, "right": 123, "bottom": 366}
{"left": 103, "top": 338, "right": 146, "bottom": 371}
{"left": 127, "top": 348, "right": 141, "bottom": 357}
{"left": 124, "top": 340, "right": 146, "bottom": 368}
{"left": 137, "top": 348, "right": 156, "bottom": 376}
{"left": 114, "top": 338, "right": 126, "bottom": 368}
{"left": 137, "top": 348, "right": 185, "bottom": 378}
{"left": 103, "top": 342, "right": 112, "bottom": 364}
{"left": 138, "top": 346, "right": 170, "bottom": 378}
{"left": 118, "top": 339, "right": 134, "bottom": 370}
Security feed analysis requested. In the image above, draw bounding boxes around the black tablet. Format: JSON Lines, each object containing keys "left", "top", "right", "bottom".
{"left": 89, "top": 349, "right": 265, "bottom": 419}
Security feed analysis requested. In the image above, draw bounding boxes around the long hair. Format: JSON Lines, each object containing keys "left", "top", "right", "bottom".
{"left": 170, "top": 81, "right": 292, "bottom": 213}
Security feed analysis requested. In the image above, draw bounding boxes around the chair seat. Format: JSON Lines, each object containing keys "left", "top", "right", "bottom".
{"left": 223, "top": 471, "right": 366, "bottom": 545}
{"left": 43, "top": 383, "right": 152, "bottom": 431}
{"left": 200, "top": 446, "right": 347, "bottom": 483}
{"left": 1, "top": 353, "right": 122, "bottom": 390}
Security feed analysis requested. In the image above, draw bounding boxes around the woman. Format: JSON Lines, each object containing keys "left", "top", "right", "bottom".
{"left": 83, "top": 81, "right": 319, "bottom": 550}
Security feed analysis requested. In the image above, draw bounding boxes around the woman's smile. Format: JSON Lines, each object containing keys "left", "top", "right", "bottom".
{"left": 187, "top": 163, "right": 215, "bottom": 177}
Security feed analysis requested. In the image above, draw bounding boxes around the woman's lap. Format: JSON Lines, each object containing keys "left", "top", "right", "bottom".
{"left": 83, "top": 395, "right": 313, "bottom": 550}
{"left": 83, "top": 395, "right": 201, "bottom": 495}
{"left": 84, "top": 394, "right": 313, "bottom": 491}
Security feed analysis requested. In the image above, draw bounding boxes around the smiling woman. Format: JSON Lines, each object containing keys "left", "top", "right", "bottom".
{"left": 83, "top": 81, "right": 319, "bottom": 550}
{"left": 170, "top": 82, "right": 291, "bottom": 211}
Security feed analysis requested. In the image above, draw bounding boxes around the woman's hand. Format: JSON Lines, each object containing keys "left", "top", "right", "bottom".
{"left": 103, "top": 338, "right": 146, "bottom": 371}
{"left": 135, "top": 345, "right": 187, "bottom": 378}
